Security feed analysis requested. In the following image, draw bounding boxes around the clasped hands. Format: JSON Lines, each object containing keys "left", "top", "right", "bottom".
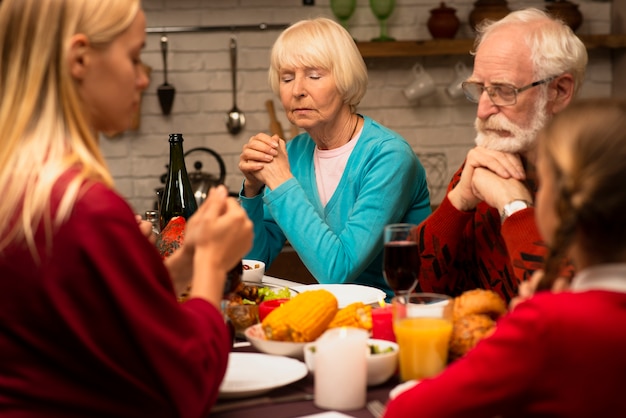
{"left": 238, "top": 133, "right": 294, "bottom": 197}
{"left": 447, "top": 147, "right": 533, "bottom": 214}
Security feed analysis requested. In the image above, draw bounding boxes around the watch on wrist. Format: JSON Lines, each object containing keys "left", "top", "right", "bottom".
{"left": 501, "top": 200, "right": 533, "bottom": 223}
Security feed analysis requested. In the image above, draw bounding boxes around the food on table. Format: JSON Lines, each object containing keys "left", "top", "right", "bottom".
{"left": 448, "top": 289, "right": 508, "bottom": 360}
{"left": 451, "top": 288, "right": 507, "bottom": 322}
{"left": 262, "top": 289, "right": 338, "bottom": 342}
{"left": 449, "top": 313, "right": 496, "bottom": 360}
{"left": 258, "top": 298, "right": 290, "bottom": 322}
{"left": 226, "top": 282, "right": 291, "bottom": 305}
{"left": 225, "top": 304, "right": 259, "bottom": 334}
{"left": 155, "top": 216, "right": 185, "bottom": 258}
{"left": 243, "top": 262, "right": 261, "bottom": 270}
{"left": 369, "top": 343, "right": 394, "bottom": 355}
{"left": 224, "top": 283, "right": 293, "bottom": 333}
{"left": 327, "top": 302, "right": 373, "bottom": 331}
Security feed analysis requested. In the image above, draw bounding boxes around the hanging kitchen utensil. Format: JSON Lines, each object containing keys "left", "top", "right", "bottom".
{"left": 265, "top": 99, "right": 284, "bottom": 138}
{"left": 157, "top": 35, "right": 175, "bottom": 116}
{"left": 226, "top": 37, "right": 246, "bottom": 135}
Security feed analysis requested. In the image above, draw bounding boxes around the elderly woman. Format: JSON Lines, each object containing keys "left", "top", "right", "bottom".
{"left": 239, "top": 17, "right": 431, "bottom": 297}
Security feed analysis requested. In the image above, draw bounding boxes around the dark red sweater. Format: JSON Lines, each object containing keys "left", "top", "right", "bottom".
{"left": 414, "top": 162, "right": 548, "bottom": 302}
{"left": 0, "top": 172, "right": 231, "bottom": 417}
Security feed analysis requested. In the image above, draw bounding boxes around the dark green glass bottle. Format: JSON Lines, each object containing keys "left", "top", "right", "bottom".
{"left": 159, "top": 133, "right": 198, "bottom": 231}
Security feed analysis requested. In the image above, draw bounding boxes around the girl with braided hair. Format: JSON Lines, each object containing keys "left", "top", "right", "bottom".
{"left": 383, "top": 99, "right": 626, "bottom": 417}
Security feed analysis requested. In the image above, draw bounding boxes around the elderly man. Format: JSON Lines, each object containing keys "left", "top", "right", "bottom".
{"left": 414, "top": 8, "right": 587, "bottom": 303}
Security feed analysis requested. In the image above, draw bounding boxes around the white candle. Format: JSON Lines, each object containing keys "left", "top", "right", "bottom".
{"left": 314, "top": 327, "right": 368, "bottom": 411}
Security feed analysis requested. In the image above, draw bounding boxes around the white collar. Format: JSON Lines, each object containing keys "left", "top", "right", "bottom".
{"left": 571, "top": 263, "right": 626, "bottom": 294}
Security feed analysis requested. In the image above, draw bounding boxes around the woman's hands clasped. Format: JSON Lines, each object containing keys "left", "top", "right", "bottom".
{"left": 239, "top": 133, "right": 293, "bottom": 196}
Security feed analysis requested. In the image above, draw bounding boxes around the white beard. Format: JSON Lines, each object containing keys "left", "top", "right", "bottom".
{"left": 474, "top": 92, "right": 549, "bottom": 153}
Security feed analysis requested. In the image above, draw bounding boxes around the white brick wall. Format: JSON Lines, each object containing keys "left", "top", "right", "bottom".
{"left": 104, "top": 0, "right": 615, "bottom": 213}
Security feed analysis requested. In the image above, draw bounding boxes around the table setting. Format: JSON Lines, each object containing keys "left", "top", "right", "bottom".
{"left": 213, "top": 274, "right": 402, "bottom": 417}
{"left": 213, "top": 226, "right": 509, "bottom": 417}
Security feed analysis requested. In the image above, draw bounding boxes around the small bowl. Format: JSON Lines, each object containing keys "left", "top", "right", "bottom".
{"left": 224, "top": 283, "right": 297, "bottom": 338}
{"left": 244, "top": 323, "right": 307, "bottom": 359}
{"left": 258, "top": 298, "right": 290, "bottom": 322}
{"left": 224, "top": 303, "right": 259, "bottom": 336}
{"left": 304, "top": 338, "right": 399, "bottom": 386}
{"left": 242, "top": 259, "right": 265, "bottom": 283}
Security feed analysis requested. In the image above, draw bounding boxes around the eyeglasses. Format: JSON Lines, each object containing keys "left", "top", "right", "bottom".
{"left": 461, "top": 76, "right": 557, "bottom": 106}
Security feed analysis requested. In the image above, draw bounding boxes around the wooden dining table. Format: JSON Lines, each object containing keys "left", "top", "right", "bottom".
{"left": 211, "top": 276, "right": 399, "bottom": 418}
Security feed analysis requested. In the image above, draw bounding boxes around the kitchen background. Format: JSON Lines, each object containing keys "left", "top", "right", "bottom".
{"left": 103, "top": 0, "right": 624, "bottom": 215}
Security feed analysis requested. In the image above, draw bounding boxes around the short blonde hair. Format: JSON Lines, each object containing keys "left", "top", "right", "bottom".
{"left": 0, "top": 0, "right": 141, "bottom": 257}
{"left": 268, "top": 17, "right": 368, "bottom": 113}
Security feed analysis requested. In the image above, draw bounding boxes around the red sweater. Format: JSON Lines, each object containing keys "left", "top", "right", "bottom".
{"left": 383, "top": 289, "right": 626, "bottom": 417}
{"left": 414, "top": 162, "right": 548, "bottom": 302}
{"left": 0, "top": 173, "right": 231, "bottom": 417}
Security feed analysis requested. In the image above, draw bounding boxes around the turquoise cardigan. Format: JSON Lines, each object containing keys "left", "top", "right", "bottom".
{"left": 240, "top": 115, "right": 431, "bottom": 298}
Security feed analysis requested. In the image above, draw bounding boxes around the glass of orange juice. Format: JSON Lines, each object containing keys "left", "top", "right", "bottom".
{"left": 392, "top": 293, "right": 452, "bottom": 381}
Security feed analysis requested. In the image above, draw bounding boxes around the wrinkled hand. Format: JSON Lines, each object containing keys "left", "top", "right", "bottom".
{"left": 472, "top": 167, "right": 533, "bottom": 213}
{"left": 448, "top": 147, "right": 526, "bottom": 211}
{"left": 239, "top": 133, "right": 293, "bottom": 196}
{"left": 239, "top": 133, "right": 279, "bottom": 196}
{"left": 509, "top": 270, "right": 570, "bottom": 310}
{"left": 135, "top": 215, "right": 156, "bottom": 245}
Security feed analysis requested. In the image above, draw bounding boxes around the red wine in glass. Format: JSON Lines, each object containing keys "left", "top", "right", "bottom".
{"left": 384, "top": 241, "right": 420, "bottom": 294}
{"left": 383, "top": 224, "right": 419, "bottom": 295}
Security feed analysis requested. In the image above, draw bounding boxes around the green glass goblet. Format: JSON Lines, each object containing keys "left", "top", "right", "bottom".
{"left": 369, "top": 0, "right": 396, "bottom": 42}
{"left": 330, "top": 0, "right": 357, "bottom": 33}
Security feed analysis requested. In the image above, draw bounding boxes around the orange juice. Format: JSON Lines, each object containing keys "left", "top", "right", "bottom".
{"left": 393, "top": 317, "right": 452, "bottom": 381}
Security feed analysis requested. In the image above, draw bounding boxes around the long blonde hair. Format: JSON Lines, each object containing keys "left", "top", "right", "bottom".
{"left": 0, "top": 0, "right": 140, "bottom": 258}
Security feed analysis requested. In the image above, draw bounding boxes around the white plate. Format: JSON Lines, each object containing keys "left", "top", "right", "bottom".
{"left": 219, "top": 352, "right": 308, "bottom": 399}
{"left": 291, "top": 284, "right": 386, "bottom": 308}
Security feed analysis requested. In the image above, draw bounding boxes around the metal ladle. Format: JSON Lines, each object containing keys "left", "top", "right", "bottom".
{"left": 226, "top": 37, "right": 246, "bottom": 135}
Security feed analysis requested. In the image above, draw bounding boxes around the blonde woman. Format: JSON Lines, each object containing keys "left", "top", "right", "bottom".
{"left": 239, "top": 18, "right": 431, "bottom": 298}
{"left": 0, "top": 0, "right": 252, "bottom": 416}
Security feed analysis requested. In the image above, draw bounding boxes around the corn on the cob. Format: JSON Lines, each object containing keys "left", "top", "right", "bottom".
{"left": 327, "top": 302, "right": 373, "bottom": 331}
{"left": 262, "top": 289, "right": 338, "bottom": 342}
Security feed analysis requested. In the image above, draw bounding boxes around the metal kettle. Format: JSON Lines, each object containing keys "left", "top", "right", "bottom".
{"left": 185, "top": 147, "right": 227, "bottom": 206}
{"left": 155, "top": 147, "right": 226, "bottom": 210}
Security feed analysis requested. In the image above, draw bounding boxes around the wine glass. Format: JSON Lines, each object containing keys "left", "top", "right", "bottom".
{"left": 369, "top": 0, "right": 396, "bottom": 42}
{"left": 383, "top": 223, "right": 420, "bottom": 297}
{"left": 330, "top": 0, "right": 357, "bottom": 33}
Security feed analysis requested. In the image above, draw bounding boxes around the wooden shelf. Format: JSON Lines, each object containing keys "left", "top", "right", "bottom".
{"left": 356, "top": 34, "right": 626, "bottom": 58}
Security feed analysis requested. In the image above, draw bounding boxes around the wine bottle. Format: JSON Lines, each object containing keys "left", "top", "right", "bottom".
{"left": 159, "top": 133, "right": 198, "bottom": 231}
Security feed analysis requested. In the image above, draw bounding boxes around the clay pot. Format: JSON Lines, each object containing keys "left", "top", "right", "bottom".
{"left": 546, "top": 0, "right": 583, "bottom": 32}
{"left": 427, "top": 2, "right": 460, "bottom": 39}
{"left": 468, "top": 0, "right": 511, "bottom": 32}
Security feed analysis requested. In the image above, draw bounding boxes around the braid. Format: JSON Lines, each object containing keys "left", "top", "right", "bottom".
{"left": 536, "top": 99, "right": 626, "bottom": 289}
{"left": 538, "top": 171, "right": 578, "bottom": 291}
